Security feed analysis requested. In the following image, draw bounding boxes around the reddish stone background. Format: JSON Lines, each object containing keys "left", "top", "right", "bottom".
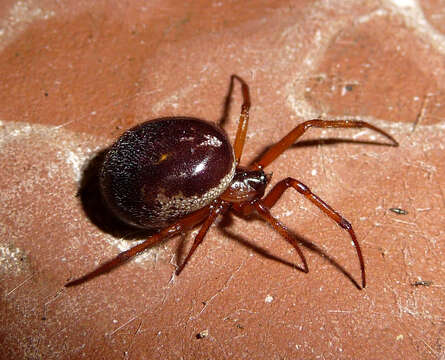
{"left": 1, "top": 1, "right": 444, "bottom": 359}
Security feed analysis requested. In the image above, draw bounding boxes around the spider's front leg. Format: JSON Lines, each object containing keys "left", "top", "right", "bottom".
{"left": 249, "top": 119, "right": 398, "bottom": 170}
{"left": 232, "top": 176, "right": 366, "bottom": 288}
{"left": 232, "top": 199, "right": 309, "bottom": 275}
{"left": 262, "top": 177, "right": 366, "bottom": 288}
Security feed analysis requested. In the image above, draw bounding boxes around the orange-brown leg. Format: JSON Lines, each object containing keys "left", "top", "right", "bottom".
{"left": 175, "top": 200, "right": 231, "bottom": 275}
{"left": 231, "top": 74, "right": 251, "bottom": 164}
{"left": 252, "top": 200, "right": 309, "bottom": 273}
{"left": 250, "top": 119, "right": 398, "bottom": 170}
{"left": 262, "top": 177, "right": 366, "bottom": 288}
{"left": 65, "top": 206, "right": 212, "bottom": 287}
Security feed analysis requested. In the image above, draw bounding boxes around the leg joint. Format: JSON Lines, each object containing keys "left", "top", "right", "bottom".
{"left": 285, "top": 178, "right": 310, "bottom": 195}
{"left": 339, "top": 218, "right": 352, "bottom": 230}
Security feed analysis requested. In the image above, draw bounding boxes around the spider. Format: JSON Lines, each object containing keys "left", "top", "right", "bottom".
{"left": 66, "top": 75, "right": 398, "bottom": 289}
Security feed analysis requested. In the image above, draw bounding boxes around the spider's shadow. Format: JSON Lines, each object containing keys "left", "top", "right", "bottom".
{"left": 250, "top": 138, "right": 394, "bottom": 166}
{"left": 217, "top": 74, "right": 237, "bottom": 128}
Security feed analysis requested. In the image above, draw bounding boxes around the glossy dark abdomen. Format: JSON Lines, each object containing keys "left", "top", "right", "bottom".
{"left": 100, "top": 117, "right": 236, "bottom": 228}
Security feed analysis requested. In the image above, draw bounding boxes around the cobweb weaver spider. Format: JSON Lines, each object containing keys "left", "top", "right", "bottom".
{"left": 66, "top": 75, "right": 398, "bottom": 289}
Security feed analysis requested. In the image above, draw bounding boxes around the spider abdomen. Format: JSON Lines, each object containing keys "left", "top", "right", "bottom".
{"left": 100, "top": 117, "right": 236, "bottom": 229}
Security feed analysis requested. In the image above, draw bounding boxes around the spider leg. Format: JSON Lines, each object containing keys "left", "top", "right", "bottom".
{"left": 65, "top": 206, "right": 211, "bottom": 287}
{"left": 231, "top": 74, "right": 251, "bottom": 164}
{"left": 250, "top": 119, "right": 398, "bottom": 170}
{"left": 262, "top": 177, "right": 366, "bottom": 288}
{"left": 175, "top": 200, "right": 231, "bottom": 275}
{"left": 233, "top": 200, "right": 309, "bottom": 273}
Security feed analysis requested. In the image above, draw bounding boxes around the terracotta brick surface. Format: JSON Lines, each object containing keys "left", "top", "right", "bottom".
{"left": 1, "top": 1, "right": 444, "bottom": 359}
